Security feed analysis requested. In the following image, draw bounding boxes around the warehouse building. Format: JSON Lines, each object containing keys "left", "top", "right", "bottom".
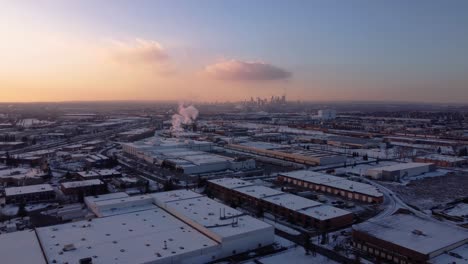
{"left": 4, "top": 184, "right": 55, "bottom": 204}
{"left": 85, "top": 193, "right": 155, "bottom": 217}
{"left": 152, "top": 190, "right": 275, "bottom": 257}
{"left": 207, "top": 178, "right": 353, "bottom": 230}
{"left": 413, "top": 154, "right": 467, "bottom": 167}
{"left": 36, "top": 208, "right": 221, "bottom": 264}
{"left": 117, "top": 127, "right": 156, "bottom": 142}
{"left": 226, "top": 142, "right": 346, "bottom": 166}
{"left": 123, "top": 137, "right": 255, "bottom": 175}
{"left": 366, "top": 162, "right": 436, "bottom": 181}
{"left": 0, "top": 230, "right": 47, "bottom": 264}
{"left": 278, "top": 170, "right": 383, "bottom": 203}
{"left": 352, "top": 214, "right": 468, "bottom": 264}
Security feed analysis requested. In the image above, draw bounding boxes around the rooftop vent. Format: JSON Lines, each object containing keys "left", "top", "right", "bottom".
{"left": 63, "top": 244, "right": 76, "bottom": 251}
{"left": 412, "top": 229, "right": 426, "bottom": 236}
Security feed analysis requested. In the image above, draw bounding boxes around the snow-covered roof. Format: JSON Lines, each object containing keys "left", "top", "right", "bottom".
{"left": 157, "top": 193, "right": 273, "bottom": 242}
{"left": 353, "top": 214, "right": 468, "bottom": 256}
{"left": 208, "top": 178, "right": 255, "bottom": 190}
{"left": 150, "top": 190, "right": 203, "bottom": 205}
{"left": 234, "top": 185, "right": 284, "bottom": 199}
{"left": 77, "top": 171, "right": 100, "bottom": 177}
{"left": 371, "top": 162, "right": 432, "bottom": 172}
{"left": 61, "top": 179, "right": 104, "bottom": 189}
{"left": 299, "top": 205, "right": 351, "bottom": 221}
{"left": 262, "top": 193, "right": 322, "bottom": 211}
{"left": 0, "top": 230, "right": 47, "bottom": 264}
{"left": 84, "top": 192, "right": 130, "bottom": 205}
{"left": 36, "top": 208, "right": 220, "bottom": 264}
{"left": 91, "top": 195, "right": 156, "bottom": 217}
{"left": 280, "top": 170, "right": 383, "bottom": 197}
{"left": 430, "top": 243, "right": 468, "bottom": 264}
{"left": 5, "top": 184, "right": 54, "bottom": 196}
{"left": 418, "top": 154, "right": 467, "bottom": 163}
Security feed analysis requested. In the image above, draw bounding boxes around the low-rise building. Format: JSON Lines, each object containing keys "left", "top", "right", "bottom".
{"left": 60, "top": 179, "right": 107, "bottom": 198}
{"left": 413, "top": 154, "right": 467, "bottom": 167}
{"left": 0, "top": 230, "right": 47, "bottom": 264}
{"left": 278, "top": 170, "right": 383, "bottom": 203}
{"left": 5, "top": 184, "right": 55, "bottom": 204}
{"left": 36, "top": 207, "right": 221, "bottom": 264}
{"left": 207, "top": 178, "right": 353, "bottom": 230}
{"left": 352, "top": 213, "right": 468, "bottom": 264}
{"left": 366, "top": 162, "right": 436, "bottom": 181}
{"left": 152, "top": 190, "right": 275, "bottom": 257}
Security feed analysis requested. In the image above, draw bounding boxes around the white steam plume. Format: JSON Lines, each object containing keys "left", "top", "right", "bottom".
{"left": 171, "top": 103, "right": 199, "bottom": 134}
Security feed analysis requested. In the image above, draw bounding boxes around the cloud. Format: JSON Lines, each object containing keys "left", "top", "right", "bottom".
{"left": 204, "top": 60, "right": 292, "bottom": 81}
{"left": 110, "top": 38, "right": 171, "bottom": 66}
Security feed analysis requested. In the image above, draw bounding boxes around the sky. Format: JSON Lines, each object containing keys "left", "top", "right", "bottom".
{"left": 0, "top": 0, "right": 467, "bottom": 103}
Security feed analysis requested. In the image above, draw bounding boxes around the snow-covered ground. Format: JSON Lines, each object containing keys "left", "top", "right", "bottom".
{"left": 444, "top": 203, "right": 468, "bottom": 218}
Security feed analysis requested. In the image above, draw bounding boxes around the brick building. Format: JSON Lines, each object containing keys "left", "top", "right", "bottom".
{"left": 278, "top": 170, "right": 383, "bottom": 203}
{"left": 207, "top": 178, "right": 353, "bottom": 230}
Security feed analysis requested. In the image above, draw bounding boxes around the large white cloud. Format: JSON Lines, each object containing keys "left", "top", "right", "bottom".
{"left": 204, "top": 60, "right": 292, "bottom": 81}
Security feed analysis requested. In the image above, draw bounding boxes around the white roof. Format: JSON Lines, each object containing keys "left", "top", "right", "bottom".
{"left": 150, "top": 190, "right": 204, "bottom": 205}
{"left": 84, "top": 192, "right": 129, "bottom": 204}
{"left": 280, "top": 170, "right": 383, "bottom": 197}
{"left": 208, "top": 178, "right": 255, "bottom": 190}
{"left": 92, "top": 195, "right": 156, "bottom": 217}
{"left": 0, "top": 230, "right": 47, "bottom": 264}
{"left": 96, "top": 169, "right": 120, "bottom": 176}
{"left": 5, "top": 184, "right": 53, "bottom": 196}
{"left": 299, "top": 205, "right": 352, "bottom": 220}
{"left": 61, "top": 179, "right": 103, "bottom": 189}
{"left": 77, "top": 171, "right": 100, "bottom": 177}
{"left": 160, "top": 195, "right": 273, "bottom": 242}
{"left": 36, "top": 208, "right": 220, "bottom": 264}
{"left": 235, "top": 185, "right": 284, "bottom": 199}
{"left": 430, "top": 243, "right": 468, "bottom": 263}
{"left": 372, "top": 162, "right": 431, "bottom": 172}
{"left": 419, "top": 154, "right": 466, "bottom": 163}
{"left": 180, "top": 154, "right": 230, "bottom": 165}
{"left": 353, "top": 214, "right": 468, "bottom": 256}
{"left": 262, "top": 193, "right": 322, "bottom": 211}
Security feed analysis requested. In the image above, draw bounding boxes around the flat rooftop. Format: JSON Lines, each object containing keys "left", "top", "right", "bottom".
{"left": 161, "top": 195, "right": 273, "bottom": 241}
{"left": 235, "top": 185, "right": 284, "bottom": 199}
{"left": 262, "top": 193, "right": 322, "bottom": 211}
{"left": 84, "top": 192, "right": 130, "bottom": 204}
{"left": 372, "top": 162, "right": 432, "bottom": 172}
{"left": 353, "top": 214, "right": 468, "bottom": 256}
{"left": 61, "top": 179, "right": 104, "bottom": 189}
{"left": 299, "top": 204, "right": 352, "bottom": 221}
{"left": 208, "top": 178, "right": 255, "bottom": 190}
{"left": 280, "top": 170, "right": 383, "bottom": 197}
{"left": 36, "top": 208, "right": 219, "bottom": 264}
{"left": 150, "top": 190, "right": 204, "bottom": 205}
{"left": 418, "top": 154, "right": 467, "bottom": 163}
{"left": 0, "top": 230, "right": 47, "bottom": 264}
{"left": 5, "top": 184, "right": 54, "bottom": 196}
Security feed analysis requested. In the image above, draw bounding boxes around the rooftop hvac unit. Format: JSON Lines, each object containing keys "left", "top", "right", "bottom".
{"left": 63, "top": 243, "right": 76, "bottom": 251}
{"left": 79, "top": 257, "right": 93, "bottom": 264}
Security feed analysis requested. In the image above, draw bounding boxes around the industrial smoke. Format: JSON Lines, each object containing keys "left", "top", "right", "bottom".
{"left": 171, "top": 103, "right": 199, "bottom": 134}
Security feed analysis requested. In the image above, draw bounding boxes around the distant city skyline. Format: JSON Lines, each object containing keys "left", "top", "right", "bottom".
{"left": 1, "top": 1, "right": 467, "bottom": 103}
